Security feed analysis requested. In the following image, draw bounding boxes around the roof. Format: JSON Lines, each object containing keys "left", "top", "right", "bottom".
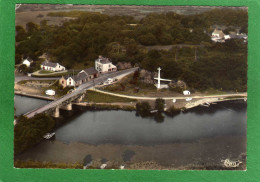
{"left": 65, "top": 72, "right": 88, "bottom": 82}
{"left": 96, "top": 56, "right": 111, "bottom": 64}
{"left": 41, "top": 61, "right": 58, "bottom": 68}
{"left": 83, "top": 67, "right": 98, "bottom": 75}
{"left": 212, "top": 29, "right": 224, "bottom": 35}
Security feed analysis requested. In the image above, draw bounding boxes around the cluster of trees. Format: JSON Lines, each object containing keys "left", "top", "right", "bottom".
{"left": 15, "top": 8, "right": 247, "bottom": 91}
{"left": 136, "top": 98, "right": 182, "bottom": 122}
{"left": 14, "top": 114, "right": 55, "bottom": 155}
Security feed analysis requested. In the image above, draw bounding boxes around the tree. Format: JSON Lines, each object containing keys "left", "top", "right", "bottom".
{"left": 15, "top": 25, "right": 27, "bottom": 42}
{"left": 155, "top": 98, "right": 165, "bottom": 113}
{"left": 26, "top": 22, "right": 39, "bottom": 34}
{"left": 138, "top": 33, "right": 157, "bottom": 45}
{"left": 136, "top": 102, "right": 151, "bottom": 117}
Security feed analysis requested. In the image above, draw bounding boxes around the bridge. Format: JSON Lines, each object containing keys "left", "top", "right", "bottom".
{"left": 24, "top": 67, "right": 138, "bottom": 118}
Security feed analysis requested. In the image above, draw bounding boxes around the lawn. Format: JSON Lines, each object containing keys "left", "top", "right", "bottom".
{"left": 32, "top": 70, "right": 80, "bottom": 78}
{"left": 84, "top": 90, "right": 137, "bottom": 103}
{"left": 38, "top": 70, "right": 54, "bottom": 74}
{"left": 101, "top": 73, "right": 158, "bottom": 96}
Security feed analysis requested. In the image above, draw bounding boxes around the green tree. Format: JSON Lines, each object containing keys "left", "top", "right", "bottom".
{"left": 155, "top": 98, "right": 165, "bottom": 113}
{"left": 138, "top": 33, "right": 157, "bottom": 45}
{"left": 136, "top": 102, "right": 151, "bottom": 117}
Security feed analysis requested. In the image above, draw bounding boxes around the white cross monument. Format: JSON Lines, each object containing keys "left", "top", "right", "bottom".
{"left": 154, "top": 67, "right": 172, "bottom": 89}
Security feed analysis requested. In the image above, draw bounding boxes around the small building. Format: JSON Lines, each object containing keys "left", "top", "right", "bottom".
{"left": 41, "top": 60, "right": 66, "bottom": 72}
{"left": 212, "top": 29, "right": 225, "bottom": 39}
{"left": 183, "top": 90, "right": 191, "bottom": 95}
{"left": 95, "top": 56, "right": 117, "bottom": 73}
{"left": 22, "top": 58, "right": 33, "bottom": 67}
{"left": 80, "top": 67, "right": 99, "bottom": 79}
{"left": 224, "top": 35, "right": 231, "bottom": 40}
{"left": 59, "top": 67, "right": 99, "bottom": 88}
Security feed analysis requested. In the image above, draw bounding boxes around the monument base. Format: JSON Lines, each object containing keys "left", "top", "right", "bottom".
{"left": 155, "top": 84, "right": 169, "bottom": 89}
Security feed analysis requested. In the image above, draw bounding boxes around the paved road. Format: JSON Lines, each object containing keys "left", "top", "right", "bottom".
{"left": 24, "top": 68, "right": 138, "bottom": 118}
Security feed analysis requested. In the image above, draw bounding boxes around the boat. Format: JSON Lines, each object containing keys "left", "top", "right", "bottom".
{"left": 43, "top": 132, "right": 55, "bottom": 139}
{"left": 200, "top": 104, "right": 209, "bottom": 107}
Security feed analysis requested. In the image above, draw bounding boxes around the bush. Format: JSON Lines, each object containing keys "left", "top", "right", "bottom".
{"left": 155, "top": 98, "right": 165, "bottom": 113}
{"left": 165, "top": 106, "right": 181, "bottom": 117}
{"left": 136, "top": 102, "right": 151, "bottom": 117}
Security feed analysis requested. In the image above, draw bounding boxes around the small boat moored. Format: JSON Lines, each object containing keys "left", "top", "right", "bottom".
{"left": 43, "top": 132, "right": 55, "bottom": 139}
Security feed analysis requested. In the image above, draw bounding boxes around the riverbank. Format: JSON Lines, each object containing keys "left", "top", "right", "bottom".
{"left": 15, "top": 135, "right": 246, "bottom": 170}
{"left": 14, "top": 88, "right": 247, "bottom": 113}
{"left": 15, "top": 91, "right": 55, "bottom": 101}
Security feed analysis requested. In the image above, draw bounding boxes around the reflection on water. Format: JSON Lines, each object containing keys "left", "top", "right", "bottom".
{"left": 54, "top": 100, "right": 246, "bottom": 145}
{"left": 14, "top": 95, "right": 246, "bottom": 146}
{"left": 14, "top": 95, "right": 50, "bottom": 116}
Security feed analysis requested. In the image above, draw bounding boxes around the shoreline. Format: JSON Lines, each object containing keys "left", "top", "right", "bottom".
{"left": 15, "top": 91, "right": 246, "bottom": 111}
{"left": 15, "top": 135, "right": 246, "bottom": 170}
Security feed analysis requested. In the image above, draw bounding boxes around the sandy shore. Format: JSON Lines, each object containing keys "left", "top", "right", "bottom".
{"left": 16, "top": 135, "right": 246, "bottom": 170}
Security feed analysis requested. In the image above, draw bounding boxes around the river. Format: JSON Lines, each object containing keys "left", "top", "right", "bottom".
{"left": 14, "top": 95, "right": 247, "bottom": 169}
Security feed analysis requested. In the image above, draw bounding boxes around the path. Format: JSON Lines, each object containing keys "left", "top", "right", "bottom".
{"left": 91, "top": 89, "right": 247, "bottom": 100}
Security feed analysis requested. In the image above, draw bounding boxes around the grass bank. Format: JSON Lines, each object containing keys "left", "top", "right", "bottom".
{"left": 84, "top": 90, "right": 137, "bottom": 103}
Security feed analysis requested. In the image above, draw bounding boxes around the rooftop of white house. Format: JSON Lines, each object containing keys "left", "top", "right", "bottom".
{"left": 41, "top": 61, "right": 60, "bottom": 68}
{"left": 96, "top": 56, "right": 112, "bottom": 64}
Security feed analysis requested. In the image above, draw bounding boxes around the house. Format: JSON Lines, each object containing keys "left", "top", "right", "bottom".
{"left": 41, "top": 60, "right": 66, "bottom": 72}
{"left": 59, "top": 67, "right": 99, "bottom": 88}
{"left": 212, "top": 29, "right": 225, "bottom": 39}
{"left": 211, "top": 29, "right": 226, "bottom": 42}
{"left": 95, "top": 56, "right": 117, "bottom": 73}
{"left": 80, "top": 67, "right": 99, "bottom": 79}
{"left": 22, "top": 58, "right": 33, "bottom": 67}
{"left": 63, "top": 72, "right": 88, "bottom": 87}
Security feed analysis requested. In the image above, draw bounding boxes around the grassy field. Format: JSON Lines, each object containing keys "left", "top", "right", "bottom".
{"left": 38, "top": 70, "right": 54, "bottom": 74}
{"left": 101, "top": 74, "right": 158, "bottom": 96}
{"left": 84, "top": 90, "right": 137, "bottom": 103}
{"left": 32, "top": 70, "right": 80, "bottom": 78}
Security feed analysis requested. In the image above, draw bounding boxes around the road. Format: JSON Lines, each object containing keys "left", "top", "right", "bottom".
{"left": 24, "top": 68, "right": 138, "bottom": 118}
